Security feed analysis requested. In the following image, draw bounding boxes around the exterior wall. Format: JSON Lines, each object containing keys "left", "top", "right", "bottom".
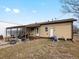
{"left": 30, "top": 28, "right": 36, "bottom": 36}
{"left": 30, "top": 28, "right": 39, "bottom": 36}
{"left": 39, "top": 22, "right": 72, "bottom": 39}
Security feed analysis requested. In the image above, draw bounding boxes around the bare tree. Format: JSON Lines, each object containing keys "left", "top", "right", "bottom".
{"left": 73, "top": 25, "right": 78, "bottom": 34}
{"left": 61, "top": 0, "right": 79, "bottom": 18}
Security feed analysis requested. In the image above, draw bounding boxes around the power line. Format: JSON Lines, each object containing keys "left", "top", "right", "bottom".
{"left": 56, "top": 13, "right": 66, "bottom": 20}
{"left": 0, "top": 20, "right": 22, "bottom": 25}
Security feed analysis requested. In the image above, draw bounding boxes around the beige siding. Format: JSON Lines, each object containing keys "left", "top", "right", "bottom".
{"left": 30, "top": 28, "right": 39, "bottom": 36}
{"left": 39, "top": 22, "right": 72, "bottom": 39}
{"left": 30, "top": 28, "right": 36, "bottom": 36}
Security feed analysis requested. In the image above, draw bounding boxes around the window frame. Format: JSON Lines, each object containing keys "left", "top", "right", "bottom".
{"left": 45, "top": 27, "right": 48, "bottom": 32}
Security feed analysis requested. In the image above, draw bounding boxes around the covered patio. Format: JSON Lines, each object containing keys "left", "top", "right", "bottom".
{"left": 6, "top": 24, "right": 40, "bottom": 41}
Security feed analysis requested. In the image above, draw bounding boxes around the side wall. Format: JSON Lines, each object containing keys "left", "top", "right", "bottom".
{"left": 30, "top": 28, "right": 37, "bottom": 36}
{"left": 39, "top": 22, "right": 72, "bottom": 39}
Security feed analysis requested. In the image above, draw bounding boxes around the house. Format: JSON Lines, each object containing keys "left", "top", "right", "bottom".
{"left": 6, "top": 18, "right": 76, "bottom": 41}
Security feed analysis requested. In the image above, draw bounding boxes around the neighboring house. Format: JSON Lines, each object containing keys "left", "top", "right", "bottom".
{"left": 6, "top": 18, "right": 76, "bottom": 40}
{"left": 0, "top": 21, "right": 18, "bottom": 37}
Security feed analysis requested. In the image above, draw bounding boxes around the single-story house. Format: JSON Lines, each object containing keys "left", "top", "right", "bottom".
{"left": 6, "top": 18, "right": 76, "bottom": 40}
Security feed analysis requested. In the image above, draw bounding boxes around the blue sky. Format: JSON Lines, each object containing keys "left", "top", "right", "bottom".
{"left": 0, "top": 0, "right": 74, "bottom": 25}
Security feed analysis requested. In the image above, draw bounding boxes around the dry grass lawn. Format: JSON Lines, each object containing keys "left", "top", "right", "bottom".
{"left": 0, "top": 37, "right": 79, "bottom": 59}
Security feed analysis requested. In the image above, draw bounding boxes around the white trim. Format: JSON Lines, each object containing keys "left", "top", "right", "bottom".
{"left": 49, "top": 28, "right": 54, "bottom": 37}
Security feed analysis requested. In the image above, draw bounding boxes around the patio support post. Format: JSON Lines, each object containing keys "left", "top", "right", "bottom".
{"left": 16, "top": 28, "right": 18, "bottom": 39}
{"left": 28, "top": 28, "right": 30, "bottom": 40}
{"left": 5, "top": 28, "right": 8, "bottom": 41}
{"left": 6, "top": 29, "right": 7, "bottom": 37}
{"left": 25, "top": 27, "right": 26, "bottom": 40}
{"left": 10, "top": 29, "right": 12, "bottom": 37}
{"left": 16, "top": 28, "right": 18, "bottom": 40}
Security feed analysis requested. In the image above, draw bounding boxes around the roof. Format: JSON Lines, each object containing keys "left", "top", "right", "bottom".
{"left": 6, "top": 18, "right": 77, "bottom": 29}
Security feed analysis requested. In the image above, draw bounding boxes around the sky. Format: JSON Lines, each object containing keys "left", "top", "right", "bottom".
{"left": 0, "top": 0, "right": 75, "bottom": 25}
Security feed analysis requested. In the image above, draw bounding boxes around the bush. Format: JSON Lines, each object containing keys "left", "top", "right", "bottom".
{"left": 50, "top": 36, "right": 58, "bottom": 42}
{"left": 58, "top": 38, "right": 65, "bottom": 41}
{"left": 66, "top": 38, "right": 73, "bottom": 41}
{"left": 9, "top": 40, "right": 17, "bottom": 44}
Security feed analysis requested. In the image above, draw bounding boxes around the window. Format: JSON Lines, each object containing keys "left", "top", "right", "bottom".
{"left": 31, "top": 28, "right": 34, "bottom": 31}
{"left": 45, "top": 27, "right": 48, "bottom": 32}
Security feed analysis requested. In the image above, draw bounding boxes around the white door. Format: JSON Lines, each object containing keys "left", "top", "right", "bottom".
{"left": 49, "top": 29, "right": 54, "bottom": 37}
{"left": 36, "top": 28, "right": 39, "bottom": 36}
